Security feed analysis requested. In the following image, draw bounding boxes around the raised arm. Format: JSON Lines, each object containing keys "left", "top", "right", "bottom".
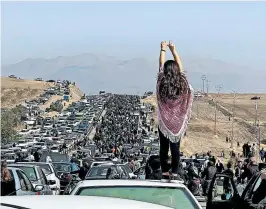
{"left": 168, "top": 41, "right": 183, "bottom": 73}
{"left": 159, "top": 41, "right": 167, "bottom": 69}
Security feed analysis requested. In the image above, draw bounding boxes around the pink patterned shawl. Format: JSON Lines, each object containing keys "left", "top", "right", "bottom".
{"left": 156, "top": 68, "right": 194, "bottom": 143}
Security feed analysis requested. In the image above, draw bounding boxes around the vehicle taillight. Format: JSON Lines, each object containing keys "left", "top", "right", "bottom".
{"left": 36, "top": 191, "right": 41, "bottom": 195}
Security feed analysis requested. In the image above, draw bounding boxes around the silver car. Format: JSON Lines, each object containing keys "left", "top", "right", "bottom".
{"left": 9, "top": 164, "right": 52, "bottom": 195}
{"left": 4, "top": 167, "right": 43, "bottom": 196}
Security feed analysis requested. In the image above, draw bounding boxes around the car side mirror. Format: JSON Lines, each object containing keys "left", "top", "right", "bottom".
{"left": 48, "top": 180, "right": 56, "bottom": 185}
{"left": 34, "top": 185, "right": 44, "bottom": 192}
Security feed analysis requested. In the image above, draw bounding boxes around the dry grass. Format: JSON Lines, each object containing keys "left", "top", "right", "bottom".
{"left": 1, "top": 77, "right": 54, "bottom": 109}
{"left": 214, "top": 93, "right": 266, "bottom": 142}
{"left": 141, "top": 93, "right": 265, "bottom": 158}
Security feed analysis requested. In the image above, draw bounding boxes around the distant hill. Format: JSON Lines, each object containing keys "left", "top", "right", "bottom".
{"left": 2, "top": 53, "right": 265, "bottom": 94}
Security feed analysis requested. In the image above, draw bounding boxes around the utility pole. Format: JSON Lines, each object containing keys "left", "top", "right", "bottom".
{"left": 251, "top": 96, "right": 261, "bottom": 161}
{"left": 206, "top": 80, "right": 210, "bottom": 96}
{"left": 214, "top": 85, "right": 222, "bottom": 135}
{"left": 231, "top": 91, "right": 236, "bottom": 149}
{"left": 201, "top": 75, "right": 206, "bottom": 94}
{"left": 196, "top": 97, "right": 199, "bottom": 119}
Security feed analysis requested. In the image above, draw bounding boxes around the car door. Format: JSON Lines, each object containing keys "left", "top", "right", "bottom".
{"left": 206, "top": 173, "right": 241, "bottom": 209}
{"left": 239, "top": 172, "right": 265, "bottom": 209}
{"left": 16, "top": 170, "right": 35, "bottom": 196}
{"left": 37, "top": 167, "right": 52, "bottom": 195}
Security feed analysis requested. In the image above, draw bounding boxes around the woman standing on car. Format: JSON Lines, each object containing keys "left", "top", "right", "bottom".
{"left": 157, "top": 41, "right": 193, "bottom": 182}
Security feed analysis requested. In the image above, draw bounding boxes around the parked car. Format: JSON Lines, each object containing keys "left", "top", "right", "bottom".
{"left": 2, "top": 167, "right": 44, "bottom": 196}
{"left": 17, "top": 162, "right": 60, "bottom": 195}
{"left": 85, "top": 164, "right": 127, "bottom": 180}
{"left": 8, "top": 164, "right": 53, "bottom": 195}
{"left": 1, "top": 196, "right": 172, "bottom": 209}
{"left": 69, "top": 179, "right": 202, "bottom": 209}
{"left": 52, "top": 162, "right": 80, "bottom": 193}
{"left": 117, "top": 163, "right": 136, "bottom": 179}
{"left": 207, "top": 170, "right": 266, "bottom": 209}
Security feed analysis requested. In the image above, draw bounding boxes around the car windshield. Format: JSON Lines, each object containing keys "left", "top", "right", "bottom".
{"left": 76, "top": 186, "right": 198, "bottom": 209}
{"left": 35, "top": 164, "right": 52, "bottom": 174}
{"left": 18, "top": 167, "right": 37, "bottom": 181}
{"left": 87, "top": 166, "right": 109, "bottom": 177}
{"left": 53, "top": 163, "right": 71, "bottom": 172}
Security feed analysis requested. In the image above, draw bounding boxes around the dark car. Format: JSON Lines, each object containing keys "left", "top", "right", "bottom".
{"left": 207, "top": 170, "right": 266, "bottom": 209}
{"left": 85, "top": 164, "right": 128, "bottom": 180}
{"left": 52, "top": 162, "right": 80, "bottom": 193}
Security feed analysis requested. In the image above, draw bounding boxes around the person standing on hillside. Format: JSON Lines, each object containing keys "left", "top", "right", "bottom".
{"left": 157, "top": 41, "right": 193, "bottom": 182}
{"left": 216, "top": 159, "right": 224, "bottom": 173}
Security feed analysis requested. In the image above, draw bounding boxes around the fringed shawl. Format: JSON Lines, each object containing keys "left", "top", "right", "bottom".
{"left": 156, "top": 69, "right": 194, "bottom": 143}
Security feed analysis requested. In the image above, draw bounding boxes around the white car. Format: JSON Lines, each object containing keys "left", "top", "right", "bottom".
{"left": 16, "top": 144, "right": 28, "bottom": 152}
{"left": 17, "top": 162, "right": 61, "bottom": 195}
{"left": 1, "top": 196, "right": 171, "bottom": 209}
{"left": 65, "top": 127, "right": 72, "bottom": 133}
{"left": 31, "top": 126, "right": 41, "bottom": 133}
{"left": 18, "top": 129, "right": 31, "bottom": 136}
{"left": 50, "top": 145, "right": 60, "bottom": 153}
{"left": 17, "top": 139, "right": 29, "bottom": 146}
{"left": 33, "top": 142, "right": 47, "bottom": 150}
{"left": 69, "top": 180, "right": 203, "bottom": 209}
{"left": 26, "top": 138, "right": 38, "bottom": 147}
{"left": 44, "top": 124, "right": 53, "bottom": 129}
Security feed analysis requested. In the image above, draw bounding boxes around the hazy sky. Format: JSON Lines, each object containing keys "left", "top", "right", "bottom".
{"left": 2, "top": 1, "right": 266, "bottom": 69}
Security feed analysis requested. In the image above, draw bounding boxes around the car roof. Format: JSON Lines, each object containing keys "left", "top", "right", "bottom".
{"left": 74, "top": 179, "right": 185, "bottom": 188}
{"left": 1, "top": 196, "right": 171, "bottom": 209}
{"left": 8, "top": 164, "right": 37, "bottom": 168}
{"left": 52, "top": 162, "right": 72, "bottom": 164}
{"left": 7, "top": 167, "right": 21, "bottom": 171}
{"left": 16, "top": 162, "right": 52, "bottom": 165}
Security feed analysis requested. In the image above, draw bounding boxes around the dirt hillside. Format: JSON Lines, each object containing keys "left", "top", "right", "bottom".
{"left": 141, "top": 93, "right": 266, "bottom": 158}
{"left": 1, "top": 77, "right": 54, "bottom": 109}
{"left": 43, "top": 84, "right": 84, "bottom": 117}
{"left": 1, "top": 77, "right": 84, "bottom": 112}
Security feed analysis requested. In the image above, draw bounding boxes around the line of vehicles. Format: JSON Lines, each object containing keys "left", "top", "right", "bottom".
{"left": 1, "top": 93, "right": 108, "bottom": 196}
{"left": 1, "top": 93, "right": 265, "bottom": 209}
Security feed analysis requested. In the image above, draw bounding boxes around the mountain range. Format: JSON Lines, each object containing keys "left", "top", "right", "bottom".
{"left": 2, "top": 53, "right": 266, "bottom": 94}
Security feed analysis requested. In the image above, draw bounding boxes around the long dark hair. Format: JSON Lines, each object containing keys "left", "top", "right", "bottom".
{"left": 158, "top": 60, "right": 187, "bottom": 102}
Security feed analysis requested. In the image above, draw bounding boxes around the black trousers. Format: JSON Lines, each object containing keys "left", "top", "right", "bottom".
{"left": 159, "top": 128, "right": 180, "bottom": 174}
